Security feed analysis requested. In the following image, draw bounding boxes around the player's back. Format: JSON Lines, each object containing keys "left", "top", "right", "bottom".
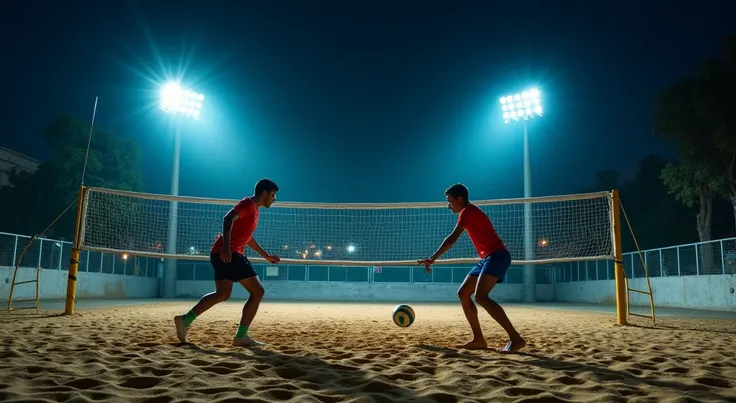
{"left": 211, "top": 197, "right": 259, "bottom": 254}
{"left": 458, "top": 204, "right": 505, "bottom": 259}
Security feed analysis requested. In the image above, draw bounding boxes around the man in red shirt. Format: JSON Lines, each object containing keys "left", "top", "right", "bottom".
{"left": 418, "top": 183, "right": 526, "bottom": 353}
{"left": 174, "top": 179, "right": 281, "bottom": 347}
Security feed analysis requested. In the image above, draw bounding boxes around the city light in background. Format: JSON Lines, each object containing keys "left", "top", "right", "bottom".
{"left": 500, "top": 88, "right": 542, "bottom": 124}
{"left": 289, "top": 243, "right": 357, "bottom": 259}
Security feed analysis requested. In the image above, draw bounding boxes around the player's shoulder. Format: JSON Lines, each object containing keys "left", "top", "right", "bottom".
{"left": 233, "top": 197, "right": 256, "bottom": 212}
{"left": 464, "top": 203, "right": 483, "bottom": 214}
{"left": 463, "top": 203, "right": 491, "bottom": 222}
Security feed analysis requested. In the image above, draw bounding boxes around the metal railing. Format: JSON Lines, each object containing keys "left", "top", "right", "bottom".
{"left": 552, "top": 237, "right": 736, "bottom": 283}
{"left": 0, "top": 231, "right": 160, "bottom": 278}
{"left": 174, "top": 260, "right": 557, "bottom": 285}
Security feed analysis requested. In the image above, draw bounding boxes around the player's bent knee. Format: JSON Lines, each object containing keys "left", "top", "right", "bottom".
{"left": 215, "top": 291, "right": 231, "bottom": 302}
{"left": 457, "top": 287, "right": 473, "bottom": 301}
{"left": 473, "top": 293, "right": 492, "bottom": 305}
{"left": 245, "top": 282, "right": 265, "bottom": 300}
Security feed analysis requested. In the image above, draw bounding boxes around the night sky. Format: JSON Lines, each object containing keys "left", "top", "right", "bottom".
{"left": 2, "top": 1, "right": 734, "bottom": 204}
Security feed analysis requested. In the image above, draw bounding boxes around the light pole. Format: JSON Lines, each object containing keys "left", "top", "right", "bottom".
{"left": 159, "top": 82, "right": 204, "bottom": 298}
{"left": 500, "top": 88, "right": 543, "bottom": 303}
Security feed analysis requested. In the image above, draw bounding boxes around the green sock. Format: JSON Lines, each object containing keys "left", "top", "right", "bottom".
{"left": 183, "top": 310, "right": 197, "bottom": 326}
{"left": 235, "top": 324, "right": 249, "bottom": 339}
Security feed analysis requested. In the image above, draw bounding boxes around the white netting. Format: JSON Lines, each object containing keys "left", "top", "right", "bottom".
{"left": 79, "top": 187, "right": 614, "bottom": 265}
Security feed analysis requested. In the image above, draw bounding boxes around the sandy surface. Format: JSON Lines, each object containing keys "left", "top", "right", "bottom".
{"left": 1, "top": 301, "right": 735, "bottom": 402}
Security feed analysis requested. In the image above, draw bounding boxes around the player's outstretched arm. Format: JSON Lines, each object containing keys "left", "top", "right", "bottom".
{"left": 247, "top": 238, "right": 281, "bottom": 264}
{"left": 418, "top": 224, "right": 465, "bottom": 272}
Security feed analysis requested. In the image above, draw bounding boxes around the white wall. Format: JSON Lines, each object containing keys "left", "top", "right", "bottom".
{"left": 0, "top": 266, "right": 159, "bottom": 301}
{"left": 0, "top": 146, "right": 40, "bottom": 187}
{"left": 176, "top": 280, "right": 555, "bottom": 303}
{"left": 554, "top": 274, "right": 736, "bottom": 311}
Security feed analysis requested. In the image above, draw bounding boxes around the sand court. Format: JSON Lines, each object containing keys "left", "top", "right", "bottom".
{"left": 1, "top": 300, "right": 735, "bottom": 402}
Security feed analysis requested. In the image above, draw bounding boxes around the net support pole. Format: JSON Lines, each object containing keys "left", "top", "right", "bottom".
{"left": 64, "top": 185, "right": 86, "bottom": 315}
{"left": 163, "top": 122, "right": 181, "bottom": 298}
{"left": 611, "top": 189, "right": 627, "bottom": 325}
{"left": 522, "top": 120, "right": 536, "bottom": 302}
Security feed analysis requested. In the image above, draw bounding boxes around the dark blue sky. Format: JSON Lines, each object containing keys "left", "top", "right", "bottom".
{"left": 2, "top": 1, "right": 734, "bottom": 204}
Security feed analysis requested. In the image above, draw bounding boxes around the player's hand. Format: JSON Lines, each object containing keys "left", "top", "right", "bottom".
{"left": 265, "top": 254, "right": 281, "bottom": 264}
{"left": 417, "top": 258, "right": 434, "bottom": 274}
{"left": 220, "top": 247, "right": 232, "bottom": 263}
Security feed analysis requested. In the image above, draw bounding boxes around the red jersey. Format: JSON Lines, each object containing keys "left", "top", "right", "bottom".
{"left": 457, "top": 204, "right": 505, "bottom": 259}
{"left": 211, "top": 197, "right": 259, "bottom": 255}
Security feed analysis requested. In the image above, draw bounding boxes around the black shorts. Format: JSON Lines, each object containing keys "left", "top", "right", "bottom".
{"left": 210, "top": 252, "right": 258, "bottom": 282}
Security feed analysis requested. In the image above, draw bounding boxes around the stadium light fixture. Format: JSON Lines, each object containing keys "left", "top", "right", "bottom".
{"left": 160, "top": 82, "right": 204, "bottom": 120}
{"left": 499, "top": 86, "right": 544, "bottom": 304}
{"left": 500, "top": 87, "right": 542, "bottom": 124}
{"left": 158, "top": 81, "right": 205, "bottom": 298}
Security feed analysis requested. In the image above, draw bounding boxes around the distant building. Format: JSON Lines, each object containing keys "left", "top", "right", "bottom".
{"left": 0, "top": 146, "right": 41, "bottom": 187}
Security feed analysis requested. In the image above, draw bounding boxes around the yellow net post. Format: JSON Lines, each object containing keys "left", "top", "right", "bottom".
{"left": 611, "top": 189, "right": 628, "bottom": 326}
{"left": 64, "top": 185, "right": 86, "bottom": 315}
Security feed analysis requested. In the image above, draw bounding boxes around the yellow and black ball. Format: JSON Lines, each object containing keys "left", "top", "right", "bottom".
{"left": 392, "top": 304, "right": 415, "bottom": 328}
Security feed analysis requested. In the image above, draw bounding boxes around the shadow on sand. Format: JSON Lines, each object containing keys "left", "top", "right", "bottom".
{"left": 413, "top": 344, "right": 731, "bottom": 401}
{"left": 168, "top": 342, "right": 448, "bottom": 403}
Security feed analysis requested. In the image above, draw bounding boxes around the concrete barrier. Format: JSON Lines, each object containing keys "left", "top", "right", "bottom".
{"left": 0, "top": 266, "right": 160, "bottom": 301}
{"left": 554, "top": 274, "right": 736, "bottom": 311}
{"left": 4, "top": 263, "right": 735, "bottom": 313}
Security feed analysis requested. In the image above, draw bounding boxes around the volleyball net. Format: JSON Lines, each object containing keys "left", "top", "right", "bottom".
{"left": 76, "top": 187, "right": 615, "bottom": 266}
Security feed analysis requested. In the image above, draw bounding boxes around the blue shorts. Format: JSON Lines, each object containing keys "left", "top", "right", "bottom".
{"left": 468, "top": 248, "right": 512, "bottom": 283}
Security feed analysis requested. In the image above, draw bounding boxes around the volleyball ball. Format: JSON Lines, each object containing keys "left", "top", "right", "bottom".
{"left": 392, "top": 304, "right": 415, "bottom": 327}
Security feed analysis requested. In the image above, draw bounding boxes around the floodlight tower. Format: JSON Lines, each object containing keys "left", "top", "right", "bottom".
{"left": 499, "top": 88, "right": 543, "bottom": 303}
{"left": 160, "top": 82, "right": 204, "bottom": 298}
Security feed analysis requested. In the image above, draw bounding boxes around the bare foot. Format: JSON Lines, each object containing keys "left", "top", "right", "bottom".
{"left": 456, "top": 339, "right": 488, "bottom": 350}
{"left": 498, "top": 337, "right": 526, "bottom": 354}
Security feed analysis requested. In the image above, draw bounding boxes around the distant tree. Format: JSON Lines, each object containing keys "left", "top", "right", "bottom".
{"left": 660, "top": 161, "right": 728, "bottom": 272}
{"left": 0, "top": 114, "right": 145, "bottom": 243}
{"left": 621, "top": 155, "right": 699, "bottom": 250}
{"left": 694, "top": 35, "right": 736, "bottom": 227}
{"left": 659, "top": 161, "right": 723, "bottom": 244}
{"left": 652, "top": 76, "right": 727, "bottom": 245}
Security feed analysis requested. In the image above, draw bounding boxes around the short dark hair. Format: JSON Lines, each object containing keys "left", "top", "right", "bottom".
{"left": 445, "top": 183, "right": 469, "bottom": 201}
{"left": 254, "top": 178, "right": 279, "bottom": 196}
